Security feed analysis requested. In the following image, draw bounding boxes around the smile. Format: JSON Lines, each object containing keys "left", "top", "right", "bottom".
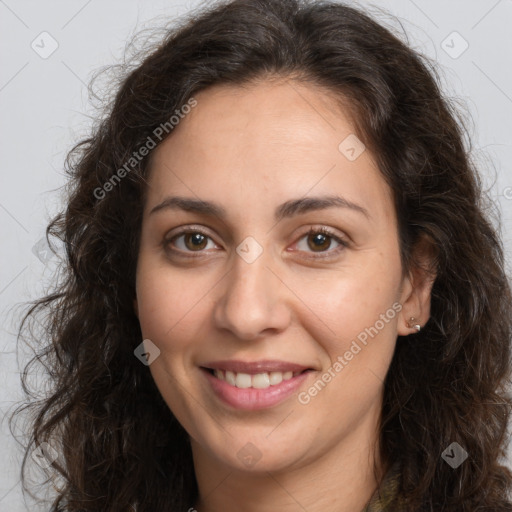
{"left": 200, "top": 363, "right": 314, "bottom": 410}
{"left": 211, "top": 368, "right": 304, "bottom": 389}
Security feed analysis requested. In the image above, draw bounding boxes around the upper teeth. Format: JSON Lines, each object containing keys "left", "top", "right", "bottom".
{"left": 213, "top": 370, "right": 300, "bottom": 389}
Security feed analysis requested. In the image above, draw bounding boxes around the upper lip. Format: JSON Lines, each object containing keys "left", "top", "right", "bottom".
{"left": 201, "top": 359, "right": 312, "bottom": 374}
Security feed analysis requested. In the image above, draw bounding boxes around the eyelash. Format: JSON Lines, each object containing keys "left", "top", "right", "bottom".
{"left": 162, "top": 226, "right": 349, "bottom": 259}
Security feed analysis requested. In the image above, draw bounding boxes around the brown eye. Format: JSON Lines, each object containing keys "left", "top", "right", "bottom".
{"left": 294, "top": 227, "right": 349, "bottom": 257}
{"left": 307, "top": 232, "right": 331, "bottom": 252}
{"left": 164, "top": 229, "right": 217, "bottom": 255}
{"left": 183, "top": 232, "right": 208, "bottom": 251}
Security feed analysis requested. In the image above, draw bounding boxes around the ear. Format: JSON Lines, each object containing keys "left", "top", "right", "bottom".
{"left": 397, "top": 234, "right": 438, "bottom": 336}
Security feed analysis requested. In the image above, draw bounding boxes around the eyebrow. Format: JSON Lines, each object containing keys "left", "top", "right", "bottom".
{"left": 149, "top": 195, "right": 370, "bottom": 221}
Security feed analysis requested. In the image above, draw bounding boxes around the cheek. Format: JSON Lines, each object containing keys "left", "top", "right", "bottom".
{"left": 292, "top": 253, "right": 402, "bottom": 387}
{"left": 135, "top": 259, "right": 224, "bottom": 392}
{"left": 135, "top": 255, "right": 205, "bottom": 339}
{"left": 135, "top": 281, "right": 175, "bottom": 342}
{"left": 134, "top": 262, "right": 210, "bottom": 430}
{"left": 295, "top": 270, "right": 400, "bottom": 426}
{"left": 302, "top": 257, "right": 401, "bottom": 336}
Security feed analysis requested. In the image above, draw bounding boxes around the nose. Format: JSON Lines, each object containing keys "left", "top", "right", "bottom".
{"left": 212, "top": 250, "right": 291, "bottom": 340}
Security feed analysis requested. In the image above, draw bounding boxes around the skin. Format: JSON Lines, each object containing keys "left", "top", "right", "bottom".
{"left": 134, "top": 78, "right": 435, "bottom": 512}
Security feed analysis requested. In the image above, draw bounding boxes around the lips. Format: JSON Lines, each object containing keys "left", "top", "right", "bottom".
{"left": 199, "top": 359, "right": 314, "bottom": 408}
{"left": 201, "top": 366, "right": 312, "bottom": 410}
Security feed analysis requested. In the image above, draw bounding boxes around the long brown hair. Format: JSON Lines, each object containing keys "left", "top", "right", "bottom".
{"left": 13, "top": 0, "right": 512, "bottom": 510}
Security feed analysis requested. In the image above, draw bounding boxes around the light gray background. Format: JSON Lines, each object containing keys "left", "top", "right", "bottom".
{"left": 1, "top": 0, "right": 511, "bottom": 510}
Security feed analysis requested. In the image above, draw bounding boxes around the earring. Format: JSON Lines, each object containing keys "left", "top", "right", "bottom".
{"left": 407, "top": 317, "right": 421, "bottom": 332}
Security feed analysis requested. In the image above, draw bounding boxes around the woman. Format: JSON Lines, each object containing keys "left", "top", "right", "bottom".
{"left": 14, "top": 0, "right": 512, "bottom": 510}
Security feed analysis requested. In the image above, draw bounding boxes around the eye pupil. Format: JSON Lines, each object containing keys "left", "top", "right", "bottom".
{"left": 185, "top": 233, "right": 207, "bottom": 250}
{"left": 308, "top": 233, "right": 330, "bottom": 251}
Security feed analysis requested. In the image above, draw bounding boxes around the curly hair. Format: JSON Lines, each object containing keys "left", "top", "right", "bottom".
{"left": 13, "top": 0, "right": 512, "bottom": 510}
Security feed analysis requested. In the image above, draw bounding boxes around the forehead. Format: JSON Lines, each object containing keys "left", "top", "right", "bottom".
{"left": 145, "top": 79, "right": 394, "bottom": 226}
{"left": 168, "top": 79, "right": 358, "bottom": 151}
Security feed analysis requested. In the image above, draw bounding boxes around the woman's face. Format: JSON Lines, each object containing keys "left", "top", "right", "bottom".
{"left": 135, "top": 79, "right": 421, "bottom": 473}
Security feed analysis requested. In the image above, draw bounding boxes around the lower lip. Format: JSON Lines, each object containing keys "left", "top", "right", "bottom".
{"left": 201, "top": 368, "right": 311, "bottom": 410}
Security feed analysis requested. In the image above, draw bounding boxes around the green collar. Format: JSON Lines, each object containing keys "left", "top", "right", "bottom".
{"left": 361, "top": 460, "right": 402, "bottom": 512}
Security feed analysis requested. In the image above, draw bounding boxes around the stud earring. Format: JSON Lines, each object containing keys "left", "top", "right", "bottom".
{"left": 407, "top": 317, "right": 421, "bottom": 332}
